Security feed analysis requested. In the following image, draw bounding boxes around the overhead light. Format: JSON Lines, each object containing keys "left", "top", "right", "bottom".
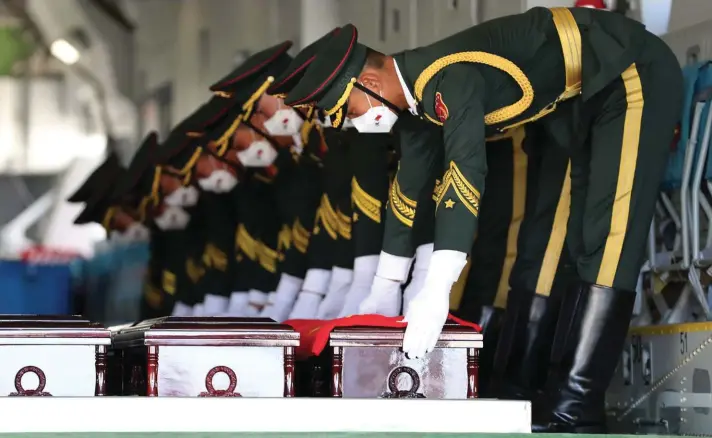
{"left": 50, "top": 39, "right": 80, "bottom": 65}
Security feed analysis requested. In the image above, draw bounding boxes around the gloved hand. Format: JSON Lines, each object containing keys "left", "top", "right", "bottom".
{"left": 287, "top": 268, "right": 331, "bottom": 320}
{"left": 358, "top": 275, "right": 403, "bottom": 316}
{"left": 192, "top": 303, "right": 205, "bottom": 316}
{"left": 402, "top": 243, "right": 434, "bottom": 315}
{"left": 246, "top": 290, "right": 268, "bottom": 317}
{"left": 224, "top": 291, "right": 249, "bottom": 316}
{"left": 357, "top": 251, "right": 413, "bottom": 316}
{"left": 265, "top": 273, "right": 304, "bottom": 322}
{"left": 317, "top": 267, "right": 354, "bottom": 319}
{"left": 260, "top": 292, "right": 277, "bottom": 317}
{"left": 171, "top": 301, "right": 193, "bottom": 317}
{"left": 203, "top": 294, "right": 229, "bottom": 316}
{"left": 339, "top": 255, "right": 379, "bottom": 317}
{"left": 402, "top": 250, "right": 467, "bottom": 359}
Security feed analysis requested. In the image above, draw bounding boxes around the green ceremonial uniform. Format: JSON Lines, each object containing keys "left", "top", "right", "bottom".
{"left": 348, "top": 131, "right": 393, "bottom": 259}
{"left": 284, "top": 8, "right": 683, "bottom": 432}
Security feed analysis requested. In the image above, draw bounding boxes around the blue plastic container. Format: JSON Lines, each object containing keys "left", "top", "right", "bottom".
{"left": 0, "top": 260, "right": 73, "bottom": 314}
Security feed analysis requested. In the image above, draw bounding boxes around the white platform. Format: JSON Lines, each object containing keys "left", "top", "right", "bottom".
{"left": 0, "top": 398, "right": 531, "bottom": 433}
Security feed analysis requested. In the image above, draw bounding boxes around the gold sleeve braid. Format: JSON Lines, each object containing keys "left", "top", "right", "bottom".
{"left": 317, "top": 194, "right": 339, "bottom": 239}
{"left": 336, "top": 208, "right": 352, "bottom": 240}
{"left": 351, "top": 177, "right": 382, "bottom": 223}
{"left": 292, "top": 218, "right": 311, "bottom": 254}
{"left": 389, "top": 177, "right": 417, "bottom": 227}
{"left": 257, "top": 241, "right": 279, "bottom": 273}
{"left": 162, "top": 270, "right": 176, "bottom": 295}
{"left": 186, "top": 258, "right": 206, "bottom": 284}
{"left": 236, "top": 224, "right": 258, "bottom": 261}
{"left": 433, "top": 161, "right": 481, "bottom": 217}
{"left": 278, "top": 225, "right": 292, "bottom": 254}
{"left": 202, "top": 243, "right": 228, "bottom": 271}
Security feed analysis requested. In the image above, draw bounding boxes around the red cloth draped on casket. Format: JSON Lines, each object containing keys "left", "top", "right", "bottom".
{"left": 285, "top": 314, "right": 481, "bottom": 358}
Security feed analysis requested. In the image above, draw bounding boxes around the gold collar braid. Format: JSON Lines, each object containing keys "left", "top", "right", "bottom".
{"left": 326, "top": 78, "right": 357, "bottom": 128}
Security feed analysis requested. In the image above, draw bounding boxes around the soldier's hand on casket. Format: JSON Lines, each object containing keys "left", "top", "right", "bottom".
{"left": 288, "top": 291, "right": 323, "bottom": 319}
{"left": 265, "top": 273, "right": 304, "bottom": 322}
{"left": 402, "top": 250, "right": 468, "bottom": 359}
{"left": 358, "top": 275, "right": 402, "bottom": 317}
{"left": 317, "top": 267, "right": 353, "bottom": 319}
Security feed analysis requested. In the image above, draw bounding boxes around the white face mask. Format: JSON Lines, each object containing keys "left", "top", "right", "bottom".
{"left": 198, "top": 168, "right": 239, "bottom": 193}
{"left": 154, "top": 206, "right": 191, "bottom": 230}
{"left": 163, "top": 185, "right": 199, "bottom": 207}
{"left": 350, "top": 87, "right": 399, "bottom": 134}
{"left": 322, "top": 115, "right": 332, "bottom": 128}
{"left": 237, "top": 131, "right": 278, "bottom": 167}
{"left": 112, "top": 222, "right": 150, "bottom": 242}
{"left": 264, "top": 102, "right": 303, "bottom": 136}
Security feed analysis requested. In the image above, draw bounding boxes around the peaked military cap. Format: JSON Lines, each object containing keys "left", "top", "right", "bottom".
{"left": 268, "top": 28, "right": 340, "bottom": 99}
{"left": 67, "top": 149, "right": 122, "bottom": 203}
{"left": 210, "top": 41, "right": 294, "bottom": 96}
{"left": 74, "top": 166, "right": 127, "bottom": 226}
{"left": 284, "top": 24, "right": 369, "bottom": 128}
{"left": 112, "top": 132, "right": 160, "bottom": 202}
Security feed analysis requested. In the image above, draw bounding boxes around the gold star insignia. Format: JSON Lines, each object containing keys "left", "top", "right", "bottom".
{"left": 278, "top": 253, "right": 285, "bottom": 261}
{"left": 314, "top": 225, "right": 320, "bottom": 235}
{"left": 444, "top": 198, "right": 456, "bottom": 209}
{"left": 352, "top": 212, "right": 359, "bottom": 222}
{"left": 236, "top": 254, "right": 244, "bottom": 262}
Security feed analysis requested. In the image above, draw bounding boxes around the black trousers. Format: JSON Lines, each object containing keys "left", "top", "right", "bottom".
{"left": 457, "top": 125, "right": 572, "bottom": 315}
{"left": 563, "top": 35, "right": 682, "bottom": 291}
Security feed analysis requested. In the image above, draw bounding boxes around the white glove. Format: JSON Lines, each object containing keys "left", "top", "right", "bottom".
{"left": 171, "top": 301, "right": 193, "bottom": 316}
{"left": 358, "top": 276, "right": 403, "bottom": 316}
{"left": 317, "top": 267, "right": 354, "bottom": 319}
{"left": 224, "top": 291, "right": 249, "bottom": 316}
{"left": 339, "top": 255, "right": 379, "bottom": 317}
{"left": 192, "top": 303, "right": 205, "bottom": 316}
{"left": 265, "top": 273, "right": 304, "bottom": 322}
{"left": 260, "top": 292, "right": 277, "bottom": 317}
{"left": 287, "top": 268, "right": 331, "bottom": 319}
{"left": 203, "top": 294, "right": 229, "bottom": 316}
{"left": 246, "top": 289, "right": 268, "bottom": 317}
{"left": 357, "top": 251, "right": 413, "bottom": 316}
{"left": 402, "top": 243, "right": 434, "bottom": 315}
{"left": 402, "top": 250, "right": 467, "bottom": 359}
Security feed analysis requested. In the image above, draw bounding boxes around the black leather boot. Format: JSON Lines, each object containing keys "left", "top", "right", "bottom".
{"left": 471, "top": 305, "right": 505, "bottom": 397}
{"left": 491, "top": 291, "right": 561, "bottom": 401}
{"left": 532, "top": 283, "right": 636, "bottom": 433}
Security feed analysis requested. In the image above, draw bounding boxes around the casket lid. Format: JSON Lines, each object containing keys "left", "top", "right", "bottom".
{"left": 112, "top": 316, "right": 299, "bottom": 348}
{"left": 329, "top": 321, "right": 483, "bottom": 348}
{"left": 0, "top": 314, "right": 111, "bottom": 345}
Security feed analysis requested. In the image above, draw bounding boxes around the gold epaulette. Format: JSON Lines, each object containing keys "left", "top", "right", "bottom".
{"left": 433, "top": 161, "right": 481, "bottom": 216}
{"left": 292, "top": 218, "right": 310, "bottom": 254}
{"left": 351, "top": 177, "right": 382, "bottom": 223}
{"left": 389, "top": 177, "right": 417, "bottom": 227}
{"left": 236, "top": 224, "right": 257, "bottom": 261}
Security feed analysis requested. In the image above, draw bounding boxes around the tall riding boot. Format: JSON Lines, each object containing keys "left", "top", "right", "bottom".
{"left": 473, "top": 305, "right": 505, "bottom": 397}
{"left": 491, "top": 290, "right": 562, "bottom": 401}
{"left": 532, "top": 283, "right": 636, "bottom": 433}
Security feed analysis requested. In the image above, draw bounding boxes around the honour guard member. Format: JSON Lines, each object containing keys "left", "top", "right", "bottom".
{"left": 286, "top": 8, "right": 683, "bottom": 431}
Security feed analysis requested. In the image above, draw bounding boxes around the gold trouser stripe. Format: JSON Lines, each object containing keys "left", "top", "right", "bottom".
{"left": 449, "top": 258, "right": 472, "bottom": 311}
{"left": 550, "top": 8, "right": 582, "bottom": 98}
{"left": 596, "top": 63, "right": 644, "bottom": 287}
{"left": 535, "top": 162, "right": 572, "bottom": 295}
{"left": 493, "top": 128, "right": 528, "bottom": 309}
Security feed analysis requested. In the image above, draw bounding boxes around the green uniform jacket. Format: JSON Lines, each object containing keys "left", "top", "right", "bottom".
{"left": 388, "top": 7, "right": 647, "bottom": 254}
{"left": 194, "top": 192, "right": 237, "bottom": 298}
